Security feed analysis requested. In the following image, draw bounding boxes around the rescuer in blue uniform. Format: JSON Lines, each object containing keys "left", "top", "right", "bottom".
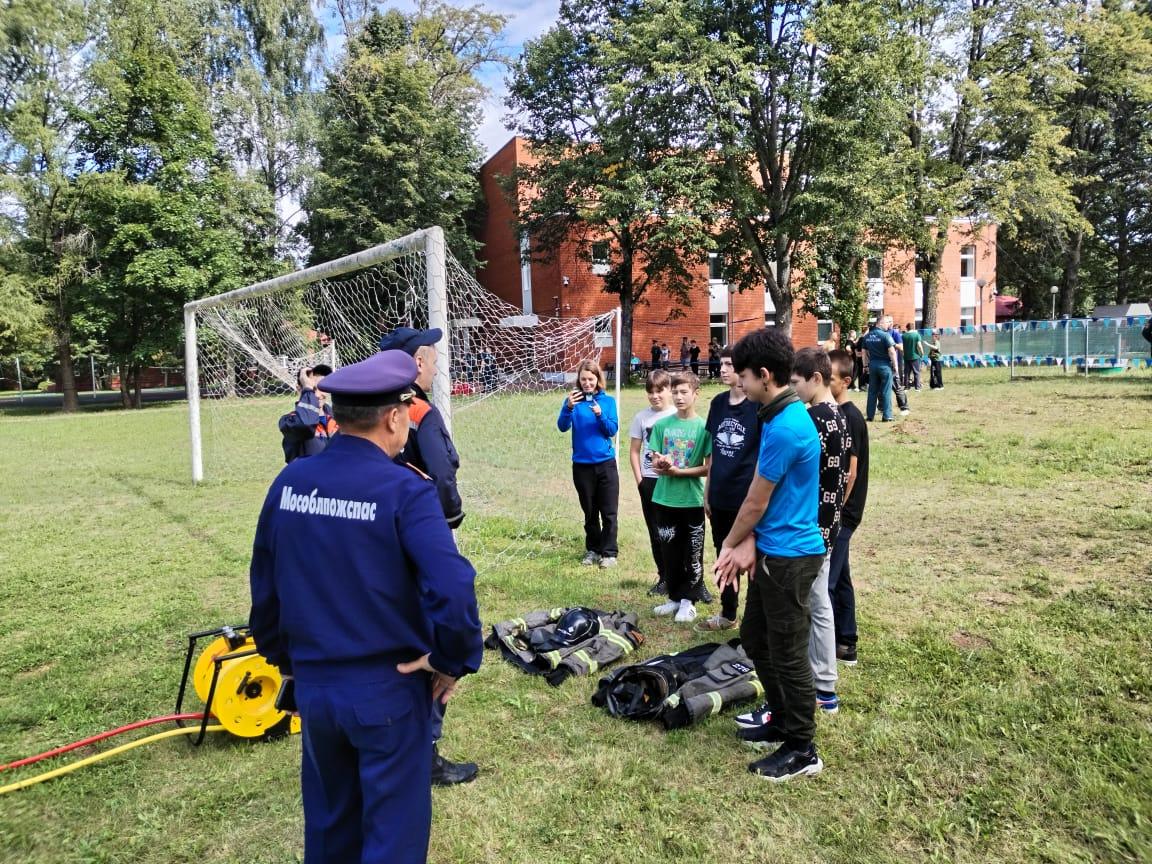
{"left": 248, "top": 349, "right": 483, "bottom": 864}
{"left": 378, "top": 325, "right": 476, "bottom": 786}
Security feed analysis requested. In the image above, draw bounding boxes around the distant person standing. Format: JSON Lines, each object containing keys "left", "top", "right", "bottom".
{"left": 707, "top": 340, "right": 722, "bottom": 380}
{"left": 701, "top": 347, "right": 761, "bottom": 631}
{"left": 923, "top": 330, "right": 944, "bottom": 389}
{"left": 650, "top": 339, "right": 662, "bottom": 372}
{"left": 826, "top": 350, "right": 869, "bottom": 665}
{"left": 844, "top": 330, "right": 860, "bottom": 391}
{"left": 660, "top": 342, "right": 671, "bottom": 370}
{"left": 902, "top": 323, "right": 923, "bottom": 391}
{"left": 557, "top": 360, "right": 620, "bottom": 568}
{"left": 679, "top": 336, "right": 691, "bottom": 370}
{"left": 689, "top": 339, "right": 701, "bottom": 376}
{"left": 861, "top": 319, "right": 898, "bottom": 421}
{"left": 885, "top": 316, "right": 910, "bottom": 415}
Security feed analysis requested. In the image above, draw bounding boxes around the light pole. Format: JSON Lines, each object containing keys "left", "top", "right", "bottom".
{"left": 1050, "top": 285, "right": 1059, "bottom": 320}
{"left": 976, "top": 278, "right": 986, "bottom": 329}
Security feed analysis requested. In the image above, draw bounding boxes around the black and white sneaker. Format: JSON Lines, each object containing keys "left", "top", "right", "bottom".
{"left": 646, "top": 580, "right": 668, "bottom": 597}
{"left": 734, "top": 702, "right": 773, "bottom": 730}
{"left": 736, "top": 722, "right": 786, "bottom": 752}
{"left": 748, "top": 744, "right": 823, "bottom": 782}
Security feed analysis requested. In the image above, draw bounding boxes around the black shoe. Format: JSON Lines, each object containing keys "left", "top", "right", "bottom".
{"left": 836, "top": 644, "right": 858, "bottom": 666}
{"left": 748, "top": 744, "right": 823, "bottom": 782}
{"left": 697, "top": 585, "right": 714, "bottom": 604}
{"left": 646, "top": 580, "right": 668, "bottom": 597}
{"left": 737, "top": 722, "right": 787, "bottom": 751}
{"left": 431, "top": 746, "right": 478, "bottom": 786}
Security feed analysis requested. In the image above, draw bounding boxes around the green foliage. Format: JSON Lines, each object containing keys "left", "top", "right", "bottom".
{"left": 301, "top": 4, "right": 506, "bottom": 269}
{"left": 506, "top": 0, "right": 718, "bottom": 360}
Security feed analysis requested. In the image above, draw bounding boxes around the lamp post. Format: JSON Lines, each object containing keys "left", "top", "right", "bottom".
{"left": 1050, "top": 285, "right": 1059, "bottom": 320}
{"left": 976, "top": 277, "right": 986, "bottom": 328}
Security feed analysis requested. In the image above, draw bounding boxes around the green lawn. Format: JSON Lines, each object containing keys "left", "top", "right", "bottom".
{"left": 1, "top": 370, "right": 1150, "bottom": 863}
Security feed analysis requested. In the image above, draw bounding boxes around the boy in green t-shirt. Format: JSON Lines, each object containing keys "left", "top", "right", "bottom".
{"left": 650, "top": 371, "right": 713, "bottom": 623}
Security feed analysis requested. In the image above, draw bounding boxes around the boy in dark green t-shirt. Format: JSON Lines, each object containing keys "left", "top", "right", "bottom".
{"left": 650, "top": 371, "right": 713, "bottom": 624}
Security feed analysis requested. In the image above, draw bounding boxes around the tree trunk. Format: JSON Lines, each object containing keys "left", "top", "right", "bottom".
{"left": 120, "top": 362, "right": 133, "bottom": 409}
{"left": 132, "top": 362, "right": 142, "bottom": 409}
{"left": 772, "top": 236, "right": 793, "bottom": 335}
{"left": 920, "top": 233, "right": 949, "bottom": 329}
{"left": 1061, "top": 229, "right": 1083, "bottom": 317}
{"left": 618, "top": 243, "right": 635, "bottom": 380}
{"left": 56, "top": 324, "right": 79, "bottom": 413}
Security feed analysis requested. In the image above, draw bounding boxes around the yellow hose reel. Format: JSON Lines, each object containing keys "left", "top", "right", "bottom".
{"left": 176, "top": 625, "right": 301, "bottom": 742}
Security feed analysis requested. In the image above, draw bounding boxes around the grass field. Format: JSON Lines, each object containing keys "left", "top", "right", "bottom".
{"left": 1, "top": 370, "right": 1150, "bottom": 863}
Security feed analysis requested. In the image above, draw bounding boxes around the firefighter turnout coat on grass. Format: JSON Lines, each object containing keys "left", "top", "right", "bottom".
{"left": 592, "top": 640, "right": 763, "bottom": 730}
{"left": 484, "top": 608, "right": 644, "bottom": 686}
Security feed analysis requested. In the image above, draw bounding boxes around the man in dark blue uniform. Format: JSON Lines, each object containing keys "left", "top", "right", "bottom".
{"left": 378, "top": 326, "right": 476, "bottom": 786}
{"left": 248, "top": 349, "right": 483, "bottom": 864}
{"left": 379, "top": 327, "right": 464, "bottom": 528}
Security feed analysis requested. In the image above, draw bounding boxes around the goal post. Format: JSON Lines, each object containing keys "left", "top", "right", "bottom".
{"left": 184, "top": 226, "right": 619, "bottom": 486}
{"left": 184, "top": 227, "right": 450, "bottom": 483}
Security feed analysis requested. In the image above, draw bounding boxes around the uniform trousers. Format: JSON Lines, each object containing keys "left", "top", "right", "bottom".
{"left": 654, "top": 503, "right": 706, "bottom": 602}
{"left": 297, "top": 676, "right": 432, "bottom": 864}
{"left": 572, "top": 459, "right": 619, "bottom": 558}
{"left": 740, "top": 552, "right": 824, "bottom": 750}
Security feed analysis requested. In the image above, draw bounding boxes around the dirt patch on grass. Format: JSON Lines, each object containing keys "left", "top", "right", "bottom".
{"left": 951, "top": 630, "right": 992, "bottom": 651}
{"left": 15, "top": 662, "right": 55, "bottom": 681}
{"left": 975, "top": 591, "right": 1017, "bottom": 608}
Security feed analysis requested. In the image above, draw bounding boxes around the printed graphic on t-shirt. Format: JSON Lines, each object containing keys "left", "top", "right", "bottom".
{"left": 714, "top": 416, "right": 748, "bottom": 458}
{"left": 663, "top": 432, "right": 698, "bottom": 468}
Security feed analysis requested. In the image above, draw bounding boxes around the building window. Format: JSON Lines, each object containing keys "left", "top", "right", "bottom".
{"left": 960, "top": 245, "right": 976, "bottom": 280}
{"left": 708, "top": 252, "right": 725, "bottom": 282}
{"left": 960, "top": 306, "right": 975, "bottom": 328}
{"left": 818, "top": 320, "right": 834, "bottom": 343}
{"left": 591, "top": 242, "right": 609, "bottom": 264}
{"left": 710, "top": 312, "right": 728, "bottom": 346}
{"left": 764, "top": 314, "right": 777, "bottom": 328}
{"left": 866, "top": 258, "right": 882, "bottom": 281}
{"left": 915, "top": 251, "right": 931, "bottom": 279}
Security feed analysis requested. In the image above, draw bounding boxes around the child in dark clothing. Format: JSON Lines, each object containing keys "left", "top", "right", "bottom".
{"left": 791, "top": 347, "right": 850, "bottom": 714}
{"left": 827, "top": 350, "right": 869, "bottom": 664}
{"left": 700, "top": 347, "right": 761, "bottom": 631}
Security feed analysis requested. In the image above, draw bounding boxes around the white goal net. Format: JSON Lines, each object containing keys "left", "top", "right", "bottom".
{"left": 184, "top": 227, "right": 621, "bottom": 569}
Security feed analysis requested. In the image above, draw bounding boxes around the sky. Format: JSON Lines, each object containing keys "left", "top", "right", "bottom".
{"left": 317, "top": 0, "right": 561, "bottom": 159}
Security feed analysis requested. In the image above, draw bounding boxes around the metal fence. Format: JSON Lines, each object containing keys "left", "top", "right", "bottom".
{"left": 926, "top": 317, "right": 1152, "bottom": 377}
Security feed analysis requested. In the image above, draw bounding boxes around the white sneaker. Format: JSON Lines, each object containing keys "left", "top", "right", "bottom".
{"left": 653, "top": 601, "right": 679, "bottom": 616}
{"left": 598, "top": 556, "right": 617, "bottom": 568}
{"left": 674, "top": 599, "right": 697, "bottom": 623}
{"left": 580, "top": 551, "right": 601, "bottom": 566}
{"left": 900, "top": 409, "right": 910, "bottom": 416}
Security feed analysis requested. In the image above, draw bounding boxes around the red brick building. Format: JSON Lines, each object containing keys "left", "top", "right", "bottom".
{"left": 476, "top": 137, "right": 996, "bottom": 358}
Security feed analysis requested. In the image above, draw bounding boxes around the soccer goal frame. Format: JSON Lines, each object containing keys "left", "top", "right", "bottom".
{"left": 184, "top": 226, "right": 623, "bottom": 484}
{"left": 184, "top": 228, "right": 450, "bottom": 484}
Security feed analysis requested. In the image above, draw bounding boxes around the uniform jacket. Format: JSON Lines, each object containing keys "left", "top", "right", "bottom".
{"left": 249, "top": 434, "right": 483, "bottom": 684}
{"left": 592, "top": 640, "right": 762, "bottom": 730}
{"left": 484, "top": 608, "right": 644, "bottom": 686}
{"left": 401, "top": 383, "right": 464, "bottom": 528}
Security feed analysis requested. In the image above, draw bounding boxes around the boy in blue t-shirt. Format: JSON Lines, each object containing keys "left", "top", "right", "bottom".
{"left": 714, "top": 328, "right": 826, "bottom": 783}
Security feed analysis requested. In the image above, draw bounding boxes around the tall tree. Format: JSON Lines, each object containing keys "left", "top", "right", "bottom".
{"left": 192, "top": 0, "right": 324, "bottom": 255}
{"left": 76, "top": 0, "right": 279, "bottom": 406}
{"left": 505, "top": 0, "right": 718, "bottom": 361}
{"left": 0, "top": 0, "right": 94, "bottom": 410}
{"left": 301, "top": 4, "right": 506, "bottom": 268}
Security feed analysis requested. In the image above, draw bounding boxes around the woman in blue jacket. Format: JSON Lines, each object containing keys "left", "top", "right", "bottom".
{"left": 557, "top": 360, "right": 620, "bottom": 568}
